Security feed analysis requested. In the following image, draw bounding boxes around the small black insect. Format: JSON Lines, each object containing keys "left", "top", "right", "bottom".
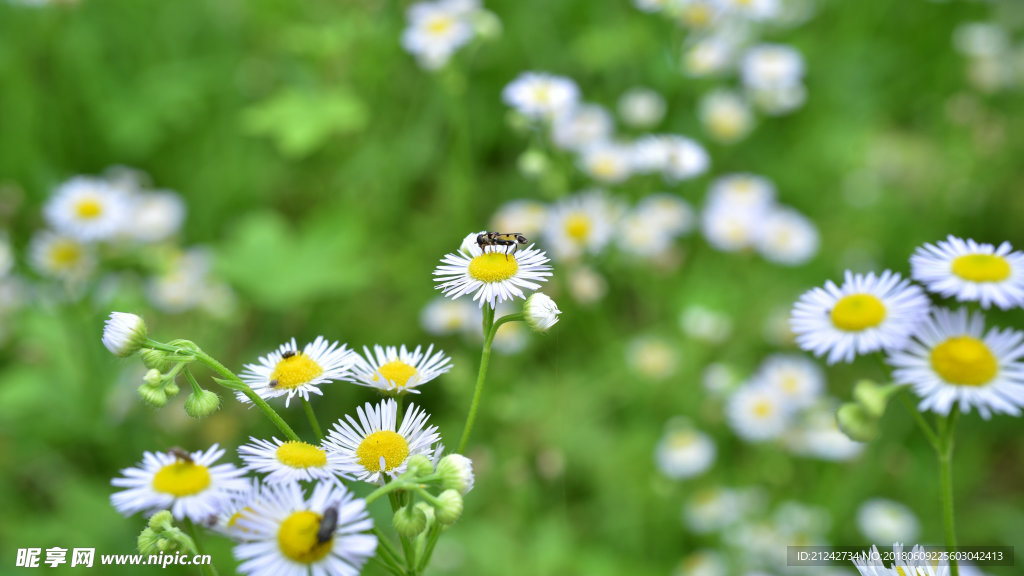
{"left": 268, "top": 378, "right": 279, "bottom": 388}
{"left": 168, "top": 447, "right": 193, "bottom": 463}
{"left": 282, "top": 350, "right": 296, "bottom": 359}
{"left": 476, "top": 232, "right": 528, "bottom": 258}
{"left": 317, "top": 505, "right": 339, "bottom": 544}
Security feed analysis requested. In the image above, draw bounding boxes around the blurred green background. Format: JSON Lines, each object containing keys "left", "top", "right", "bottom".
{"left": 1, "top": 0, "right": 1023, "bottom": 574}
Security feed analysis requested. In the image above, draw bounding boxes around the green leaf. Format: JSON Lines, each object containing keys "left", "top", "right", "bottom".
{"left": 241, "top": 87, "right": 368, "bottom": 157}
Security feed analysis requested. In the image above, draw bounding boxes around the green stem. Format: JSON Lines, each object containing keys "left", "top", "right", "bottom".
{"left": 183, "top": 367, "right": 204, "bottom": 396}
{"left": 183, "top": 518, "right": 218, "bottom": 576}
{"left": 416, "top": 524, "right": 443, "bottom": 573}
{"left": 898, "top": 390, "right": 941, "bottom": 452}
{"left": 369, "top": 555, "right": 405, "bottom": 576}
{"left": 366, "top": 480, "right": 417, "bottom": 506}
{"left": 372, "top": 527, "right": 406, "bottom": 570}
{"left": 938, "top": 411, "right": 960, "bottom": 576}
{"left": 458, "top": 306, "right": 497, "bottom": 453}
{"left": 302, "top": 398, "right": 323, "bottom": 440}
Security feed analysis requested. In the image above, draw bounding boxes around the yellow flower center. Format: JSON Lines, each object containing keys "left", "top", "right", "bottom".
{"left": 668, "top": 432, "right": 695, "bottom": 448}
{"left": 278, "top": 511, "right": 333, "bottom": 564}
{"left": 50, "top": 240, "right": 83, "bottom": 268}
{"left": 151, "top": 462, "right": 211, "bottom": 496}
{"left": 74, "top": 198, "right": 104, "bottom": 220}
{"left": 355, "top": 430, "right": 410, "bottom": 473}
{"left": 830, "top": 294, "right": 886, "bottom": 332}
{"left": 375, "top": 360, "right": 418, "bottom": 389}
{"left": 684, "top": 4, "right": 712, "bottom": 27}
{"left": 781, "top": 374, "right": 800, "bottom": 393}
{"left": 426, "top": 16, "right": 453, "bottom": 36}
{"left": 532, "top": 85, "right": 551, "bottom": 104}
{"left": 564, "top": 213, "right": 591, "bottom": 241}
{"left": 930, "top": 336, "right": 998, "bottom": 386}
{"left": 752, "top": 400, "right": 773, "bottom": 418}
{"left": 270, "top": 352, "right": 324, "bottom": 389}
{"left": 468, "top": 252, "right": 519, "bottom": 283}
{"left": 275, "top": 441, "right": 328, "bottom": 469}
{"left": 951, "top": 254, "right": 1011, "bottom": 283}
{"left": 591, "top": 158, "right": 618, "bottom": 179}
{"left": 710, "top": 111, "right": 743, "bottom": 140}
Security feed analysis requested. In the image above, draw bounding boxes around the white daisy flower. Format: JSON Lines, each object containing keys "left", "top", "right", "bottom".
{"left": 713, "top": 0, "right": 779, "bottom": 21}
{"left": 635, "top": 193, "right": 695, "bottom": 236}
{"left": 124, "top": 191, "right": 186, "bottom": 243}
{"left": 632, "top": 135, "right": 710, "bottom": 182}
{"left": 954, "top": 22, "right": 1010, "bottom": 58}
{"left": 349, "top": 344, "right": 453, "bottom": 395}
{"left": 749, "top": 82, "right": 807, "bottom": 116}
{"left": 434, "top": 234, "right": 553, "bottom": 308}
{"left": 706, "top": 173, "right": 776, "bottom": 213}
{"left": 726, "top": 384, "right": 791, "bottom": 442}
{"left": 238, "top": 337, "right": 356, "bottom": 407}
{"left": 211, "top": 478, "right": 262, "bottom": 541}
{"left": 551, "top": 104, "right": 614, "bottom": 152}
{"left": 683, "top": 487, "right": 747, "bottom": 534}
{"left": 542, "top": 190, "right": 624, "bottom": 261}
{"left": 856, "top": 499, "right": 920, "bottom": 545}
{"left": 401, "top": 1, "right": 475, "bottom": 71}
{"left": 887, "top": 307, "right": 1024, "bottom": 418}
{"left": 28, "top": 230, "right": 96, "bottom": 280}
{"left": 701, "top": 204, "right": 761, "bottom": 253}
{"left": 233, "top": 480, "right": 377, "bottom": 576}
{"left": 627, "top": 336, "right": 679, "bottom": 380}
{"left": 854, "top": 544, "right": 948, "bottom": 576}
{"left": 910, "top": 236, "right": 1024, "bottom": 310}
{"left": 44, "top": 176, "right": 130, "bottom": 242}
{"left": 102, "top": 311, "right": 148, "bottom": 357}
{"left": 740, "top": 44, "right": 805, "bottom": 91}
{"left": 578, "top": 142, "right": 634, "bottom": 184}
{"left": 655, "top": 423, "right": 716, "bottom": 479}
{"left": 111, "top": 445, "right": 249, "bottom": 522}
{"left": 323, "top": 399, "right": 441, "bottom": 483}
{"left": 683, "top": 36, "right": 736, "bottom": 77}
{"left": 754, "top": 207, "right": 819, "bottom": 266}
{"left": 489, "top": 200, "right": 549, "bottom": 240}
{"left": 146, "top": 247, "right": 219, "bottom": 313}
{"left": 785, "top": 402, "right": 864, "bottom": 461}
{"left": 238, "top": 437, "right": 350, "bottom": 484}
{"left": 791, "top": 270, "right": 931, "bottom": 364}
{"left": 617, "top": 210, "right": 677, "bottom": 259}
{"left": 502, "top": 72, "right": 579, "bottom": 119}
{"left": 676, "top": 0, "right": 720, "bottom": 29}
{"left": 699, "top": 89, "right": 755, "bottom": 144}
{"left": 420, "top": 296, "right": 477, "bottom": 336}
{"left": 618, "top": 87, "right": 666, "bottom": 129}
{"left": 755, "top": 354, "right": 824, "bottom": 409}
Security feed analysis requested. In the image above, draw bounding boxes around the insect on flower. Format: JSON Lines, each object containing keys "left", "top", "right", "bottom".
{"left": 476, "top": 232, "right": 528, "bottom": 258}
{"left": 168, "top": 447, "right": 193, "bottom": 463}
{"left": 317, "top": 504, "right": 339, "bottom": 544}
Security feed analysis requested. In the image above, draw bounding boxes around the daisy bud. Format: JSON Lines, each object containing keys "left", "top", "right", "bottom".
{"left": 148, "top": 510, "right": 174, "bottom": 532}
{"left": 853, "top": 380, "right": 900, "bottom": 419}
{"left": 184, "top": 389, "right": 220, "bottom": 419}
{"left": 405, "top": 454, "right": 434, "bottom": 478}
{"left": 393, "top": 506, "right": 427, "bottom": 538}
{"left": 437, "top": 454, "right": 475, "bottom": 495}
{"left": 164, "top": 380, "right": 180, "bottom": 397}
{"left": 434, "top": 489, "right": 463, "bottom": 525}
{"left": 471, "top": 10, "right": 502, "bottom": 41}
{"left": 517, "top": 149, "right": 549, "bottom": 179}
{"left": 143, "top": 369, "right": 163, "bottom": 388}
{"left": 138, "top": 385, "right": 168, "bottom": 408}
{"left": 102, "top": 312, "right": 147, "bottom": 357}
{"left": 141, "top": 348, "right": 175, "bottom": 372}
{"left": 137, "top": 527, "right": 160, "bottom": 555}
{"left": 836, "top": 403, "right": 879, "bottom": 443}
{"left": 524, "top": 292, "right": 561, "bottom": 333}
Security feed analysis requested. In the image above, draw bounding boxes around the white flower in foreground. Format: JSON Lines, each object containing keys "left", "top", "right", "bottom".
{"left": 323, "top": 399, "right": 440, "bottom": 484}
{"left": 111, "top": 445, "right": 248, "bottom": 522}
{"left": 887, "top": 307, "right": 1024, "bottom": 418}
{"left": 618, "top": 87, "right": 666, "bottom": 128}
{"left": 350, "top": 344, "right": 452, "bottom": 394}
{"left": 238, "top": 337, "right": 356, "bottom": 407}
{"left": 233, "top": 480, "right": 377, "bottom": 576}
{"left": 853, "top": 544, "right": 948, "bottom": 576}
{"left": 911, "top": 236, "right": 1024, "bottom": 310}
{"left": 727, "top": 384, "right": 790, "bottom": 442}
{"left": 655, "top": 424, "right": 716, "bottom": 479}
{"left": 102, "top": 312, "right": 147, "bottom": 357}
{"left": 791, "top": 270, "right": 931, "bottom": 364}
{"left": 502, "top": 72, "right": 579, "bottom": 119}
{"left": 238, "top": 437, "right": 350, "bottom": 484}
{"left": 740, "top": 44, "right": 805, "bottom": 91}
{"left": 44, "top": 176, "right": 130, "bottom": 242}
{"left": 434, "top": 234, "right": 552, "bottom": 308}
{"left": 856, "top": 499, "right": 920, "bottom": 545}
{"left": 524, "top": 292, "right": 561, "bottom": 332}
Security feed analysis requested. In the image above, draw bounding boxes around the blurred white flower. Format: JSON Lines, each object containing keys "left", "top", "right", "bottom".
{"left": 740, "top": 44, "right": 805, "bottom": 91}
{"left": 632, "top": 135, "right": 710, "bottom": 182}
{"left": 856, "top": 499, "right": 920, "bottom": 545}
{"left": 551, "top": 104, "right": 614, "bottom": 151}
{"left": 566, "top": 264, "right": 607, "bottom": 304}
{"left": 655, "top": 424, "right": 716, "bottom": 480}
{"left": 683, "top": 487, "right": 747, "bottom": 534}
{"left": 420, "top": 296, "right": 477, "bottom": 336}
{"left": 45, "top": 177, "right": 131, "bottom": 242}
{"left": 401, "top": 0, "right": 476, "bottom": 70}
{"left": 503, "top": 72, "right": 580, "bottom": 119}
{"left": 754, "top": 206, "right": 819, "bottom": 266}
{"left": 954, "top": 22, "right": 1009, "bottom": 58}
{"left": 627, "top": 336, "right": 678, "bottom": 380}
{"left": 699, "top": 90, "right": 755, "bottom": 143}
{"left": 578, "top": 142, "right": 634, "bottom": 184}
{"left": 618, "top": 87, "right": 666, "bottom": 128}
{"left": 675, "top": 550, "right": 728, "bottom": 576}
{"left": 680, "top": 305, "right": 732, "bottom": 343}
{"left": 124, "top": 191, "right": 186, "bottom": 243}
{"left": 29, "top": 231, "right": 96, "bottom": 281}
{"left": 543, "top": 190, "right": 624, "bottom": 261}
{"left": 727, "top": 384, "right": 790, "bottom": 441}
{"left": 755, "top": 354, "right": 824, "bottom": 409}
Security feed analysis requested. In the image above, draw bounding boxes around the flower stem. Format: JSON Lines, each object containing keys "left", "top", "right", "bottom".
{"left": 458, "top": 305, "right": 497, "bottom": 453}
{"left": 302, "top": 398, "right": 323, "bottom": 440}
{"left": 183, "top": 518, "right": 218, "bottom": 576}
{"left": 372, "top": 527, "right": 406, "bottom": 571}
{"left": 898, "top": 389, "right": 941, "bottom": 452}
{"left": 938, "top": 410, "right": 960, "bottom": 576}
{"left": 365, "top": 480, "right": 417, "bottom": 506}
